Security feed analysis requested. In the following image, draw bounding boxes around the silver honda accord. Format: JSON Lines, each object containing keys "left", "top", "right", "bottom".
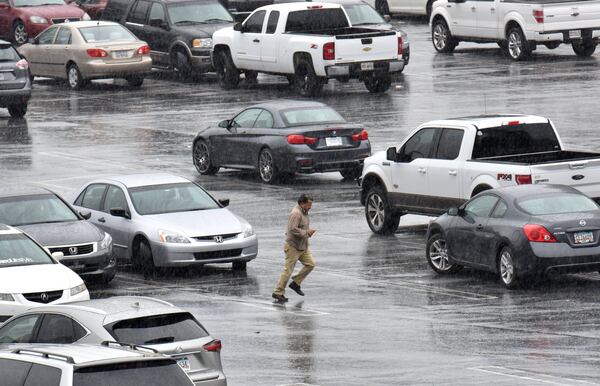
{"left": 71, "top": 173, "right": 258, "bottom": 272}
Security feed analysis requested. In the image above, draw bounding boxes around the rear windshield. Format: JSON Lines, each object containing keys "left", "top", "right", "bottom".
{"left": 0, "top": 233, "right": 53, "bottom": 268}
{"left": 0, "top": 194, "right": 79, "bottom": 226}
{"left": 281, "top": 107, "right": 345, "bottom": 127}
{"left": 517, "top": 194, "right": 599, "bottom": 215}
{"left": 285, "top": 8, "right": 349, "bottom": 32}
{"left": 78, "top": 25, "right": 137, "bottom": 43}
{"left": 0, "top": 46, "right": 20, "bottom": 62}
{"left": 472, "top": 123, "right": 560, "bottom": 159}
{"left": 74, "top": 360, "right": 192, "bottom": 386}
{"left": 109, "top": 312, "right": 208, "bottom": 345}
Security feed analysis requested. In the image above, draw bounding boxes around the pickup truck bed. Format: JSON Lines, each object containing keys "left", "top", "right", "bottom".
{"left": 474, "top": 150, "right": 600, "bottom": 164}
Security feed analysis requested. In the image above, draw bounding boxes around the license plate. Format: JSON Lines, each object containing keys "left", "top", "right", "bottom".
{"left": 176, "top": 357, "right": 190, "bottom": 371}
{"left": 325, "top": 137, "right": 343, "bottom": 147}
{"left": 569, "top": 30, "right": 581, "bottom": 39}
{"left": 574, "top": 231, "right": 594, "bottom": 244}
{"left": 361, "top": 62, "right": 374, "bottom": 71}
{"left": 113, "top": 50, "right": 132, "bottom": 59}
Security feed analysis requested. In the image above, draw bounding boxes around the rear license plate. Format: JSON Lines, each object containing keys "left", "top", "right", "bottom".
{"left": 574, "top": 231, "right": 594, "bottom": 244}
{"left": 569, "top": 30, "right": 581, "bottom": 39}
{"left": 361, "top": 62, "right": 374, "bottom": 71}
{"left": 176, "top": 357, "right": 190, "bottom": 371}
{"left": 113, "top": 50, "right": 132, "bottom": 59}
{"left": 325, "top": 137, "right": 342, "bottom": 147}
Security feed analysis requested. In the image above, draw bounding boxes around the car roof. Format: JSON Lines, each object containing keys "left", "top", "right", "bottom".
{"left": 486, "top": 184, "right": 581, "bottom": 199}
{"left": 250, "top": 100, "right": 328, "bottom": 111}
{"left": 98, "top": 173, "right": 191, "bottom": 188}
{"left": 0, "top": 185, "right": 52, "bottom": 198}
{"left": 425, "top": 114, "right": 549, "bottom": 130}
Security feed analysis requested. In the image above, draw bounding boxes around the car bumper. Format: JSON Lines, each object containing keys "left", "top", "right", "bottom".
{"left": 150, "top": 234, "right": 258, "bottom": 267}
{"left": 325, "top": 59, "right": 405, "bottom": 79}
{"left": 190, "top": 371, "right": 227, "bottom": 386}
{"left": 526, "top": 28, "right": 600, "bottom": 43}
{"left": 0, "top": 82, "right": 32, "bottom": 107}
{"left": 191, "top": 49, "right": 213, "bottom": 72}
{"left": 0, "top": 289, "right": 89, "bottom": 322}
{"left": 60, "top": 248, "right": 117, "bottom": 280}
{"left": 79, "top": 58, "right": 153, "bottom": 79}
{"left": 524, "top": 242, "right": 600, "bottom": 274}
{"left": 278, "top": 143, "right": 371, "bottom": 174}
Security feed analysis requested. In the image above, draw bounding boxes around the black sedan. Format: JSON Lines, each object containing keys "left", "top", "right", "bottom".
{"left": 192, "top": 100, "right": 371, "bottom": 183}
{"left": 0, "top": 40, "right": 31, "bottom": 118}
{"left": 426, "top": 184, "right": 600, "bottom": 288}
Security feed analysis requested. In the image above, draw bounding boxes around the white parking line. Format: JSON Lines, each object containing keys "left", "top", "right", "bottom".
{"left": 469, "top": 366, "right": 599, "bottom": 385}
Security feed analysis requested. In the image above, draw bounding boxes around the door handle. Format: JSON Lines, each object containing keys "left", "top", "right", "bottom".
{"left": 476, "top": 224, "right": 483, "bottom": 230}
{"left": 448, "top": 170, "right": 457, "bottom": 176}
{"left": 418, "top": 168, "right": 427, "bottom": 174}
{"left": 490, "top": 7, "right": 495, "bottom": 11}
{"left": 446, "top": 4, "right": 451, "bottom": 7}
{"left": 471, "top": 6, "right": 476, "bottom": 11}
{"left": 253, "top": 39, "right": 260, "bottom": 43}
{"left": 98, "top": 217, "right": 106, "bottom": 223}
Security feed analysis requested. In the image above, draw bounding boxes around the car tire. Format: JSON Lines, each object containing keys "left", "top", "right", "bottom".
{"left": 8, "top": 104, "right": 27, "bottom": 118}
{"left": 67, "top": 64, "right": 88, "bottom": 89}
{"left": 215, "top": 49, "right": 239, "bottom": 89}
{"left": 101, "top": 271, "right": 116, "bottom": 285}
{"left": 340, "top": 167, "right": 361, "bottom": 180}
{"left": 365, "top": 185, "right": 401, "bottom": 235}
{"left": 431, "top": 18, "right": 457, "bottom": 53}
{"left": 572, "top": 40, "right": 597, "bottom": 57}
{"left": 13, "top": 21, "right": 27, "bottom": 46}
{"left": 138, "top": 239, "right": 155, "bottom": 278}
{"left": 232, "top": 261, "right": 247, "bottom": 271}
{"left": 244, "top": 70, "right": 258, "bottom": 84}
{"left": 258, "top": 148, "right": 278, "bottom": 184}
{"left": 293, "top": 58, "right": 324, "bottom": 97}
{"left": 375, "top": 0, "right": 389, "bottom": 16}
{"left": 193, "top": 140, "right": 220, "bottom": 175}
{"left": 125, "top": 75, "right": 144, "bottom": 87}
{"left": 173, "top": 48, "right": 193, "bottom": 79}
{"left": 426, "top": 233, "right": 462, "bottom": 274}
{"left": 506, "top": 26, "right": 531, "bottom": 61}
{"left": 498, "top": 246, "right": 519, "bottom": 289}
{"left": 364, "top": 75, "right": 392, "bottom": 93}
{"left": 497, "top": 41, "right": 508, "bottom": 50}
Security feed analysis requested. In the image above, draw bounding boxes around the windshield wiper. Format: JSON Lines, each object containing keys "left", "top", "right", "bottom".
{"left": 144, "top": 336, "right": 175, "bottom": 344}
{"left": 203, "top": 18, "right": 232, "bottom": 23}
{"left": 173, "top": 20, "right": 206, "bottom": 25}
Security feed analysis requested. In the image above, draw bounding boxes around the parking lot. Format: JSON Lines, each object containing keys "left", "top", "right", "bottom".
{"left": 3, "top": 18, "right": 600, "bottom": 385}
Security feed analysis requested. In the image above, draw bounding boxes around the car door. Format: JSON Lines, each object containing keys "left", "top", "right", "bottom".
{"left": 259, "top": 10, "right": 279, "bottom": 72}
{"left": 233, "top": 9, "right": 265, "bottom": 69}
{"left": 23, "top": 26, "right": 59, "bottom": 77}
{"left": 142, "top": 1, "right": 172, "bottom": 66}
{"left": 46, "top": 26, "right": 72, "bottom": 78}
{"left": 474, "top": 0, "right": 499, "bottom": 39}
{"left": 100, "top": 184, "right": 134, "bottom": 260}
{"left": 238, "top": 108, "right": 274, "bottom": 166}
{"left": 124, "top": 0, "right": 152, "bottom": 40}
{"left": 446, "top": 0, "right": 477, "bottom": 37}
{"left": 219, "top": 108, "right": 262, "bottom": 166}
{"left": 427, "top": 128, "right": 465, "bottom": 211}
{"left": 74, "top": 183, "right": 108, "bottom": 228}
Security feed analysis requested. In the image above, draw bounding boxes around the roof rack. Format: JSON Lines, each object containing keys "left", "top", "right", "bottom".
{"left": 12, "top": 348, "right": 75, "bottom": 364}
{"left": 101, "top": 341, "right": 159, "bottom": 354}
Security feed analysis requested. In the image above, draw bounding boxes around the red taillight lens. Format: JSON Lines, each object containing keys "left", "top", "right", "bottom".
{"left": 351, "top": 129, "right": 369, "bottom": 142}
{"left": 137, "top": 45, "right": 150, "bottom": 55}
{"left": 515, "top": 174, "right": 532, "bottom": 185}
{"left": 15, "top": 59, "right": 28, "bottom": 70}
{"left": 287, "top": 134, "right": 317, "bottom": 145}
{"left": 86, "top": 48, "right": 108, "bottom": 58}
{"left": 398, "top": 36, "right": 403, "bottom": 55}
{"left": 523, "top": 224, "right": 556, "bottom": 242}
{"left": 203, "top": 339, "right": 222, "bottom": 352}
{"left": 533, "top": 9, "right": 544, "bottom": 23}
{"left": 323, "top": 42, "right": 335, "bottom": 60}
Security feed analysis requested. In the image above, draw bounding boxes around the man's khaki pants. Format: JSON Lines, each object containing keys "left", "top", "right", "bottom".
{"left": 273, "top": 242, "right": 316, "bottom": 295}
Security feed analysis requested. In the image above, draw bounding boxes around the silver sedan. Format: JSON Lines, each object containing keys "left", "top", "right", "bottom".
{"left": 71, "top": 173, "right": 258, "bottom": 273}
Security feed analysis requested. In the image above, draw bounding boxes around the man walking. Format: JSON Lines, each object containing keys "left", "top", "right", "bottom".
{"left": 272, "top": 193, "right": 316, "bottom": 302}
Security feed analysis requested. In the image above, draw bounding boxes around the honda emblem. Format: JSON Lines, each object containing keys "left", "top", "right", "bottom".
{"left": 214, "top": 236, "right": 223, "bottom": 243}
{"left": 69, "top": 246, "right": 78, "bottom": 255}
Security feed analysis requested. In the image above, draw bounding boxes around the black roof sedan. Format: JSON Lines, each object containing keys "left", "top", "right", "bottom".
{"left": 192, "top": 100, "right": 371, "bottom": 183}
{"left": 426, "top": 184, "right": 600, "bottom": 288}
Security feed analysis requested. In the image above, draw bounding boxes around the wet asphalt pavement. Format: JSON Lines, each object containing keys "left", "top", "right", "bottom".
{"left": 2, "top": 18, "right": 600, "bottom": 385}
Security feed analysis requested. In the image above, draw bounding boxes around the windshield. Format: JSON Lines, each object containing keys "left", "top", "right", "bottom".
{"left": 281, "top": 107, "right": 345, "bottom": 127}
{"left": 128, "top": 183, "right": 220, "bottom": 215}
{"left": 517, "top": 194, "right": 599, "bottom": 215}
{"left": 344, "top": 4, "right": 384, "bottom": 25}
{"left": 168, "top": 2, "right": 233, "bottom": 24}
{"left": 0, "top": 234, "right": 53, "bottom": 268}
{"left": 13, "top": 0, "right": 63, "bottom": 7}
{"left": 74, "top": 360, "right": 192, "bottom": 386}
{"left": 109, "top": 312, "right": 208, "bottom": 345}
{"left": 472, "top": 122, "right": 560, "bottom": 159}
{"left": 0, "top": 194, "right": 78, "bottom": 226}
{"left": 79, "top": 25, "right": 137, "bottom": 43}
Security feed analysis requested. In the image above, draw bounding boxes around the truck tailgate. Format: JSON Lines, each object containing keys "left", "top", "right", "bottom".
{"left": 334, "top": 30, "right": 398, "bottom": 63}
{"left": 531, "top": 158, "right": 600, "bottom": 198}
{"left": 542, "top": 1, "right": 600, "bottom": 31}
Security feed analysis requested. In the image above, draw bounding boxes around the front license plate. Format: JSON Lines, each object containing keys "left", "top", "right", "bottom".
{"left": 361, "top": 62, "right": 374, "bottom": 71}
{"left": 569, "top": 29, "right": 581, "bottom": 39}
{"left": 176, "top": 357, "right": 190, "bottom": 371}
{"left": 113, "top": 50, "right": 132, "bottom": 59}
{"left": 325, "top": 137, "right": 343, "bottom": 147}
{"left": 574, "top": 231, "right": 594, "bottom": 244}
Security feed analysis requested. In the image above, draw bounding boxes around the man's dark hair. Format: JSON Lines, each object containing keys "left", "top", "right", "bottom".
{"left": 297, "top": 193, "right": 313, "bottom": 204}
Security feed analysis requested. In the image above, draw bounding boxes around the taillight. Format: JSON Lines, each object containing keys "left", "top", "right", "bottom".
{"left": 323, "top": 42, "right": 335, "bottom": 60}
{"left": 137, "top": 45, "right": 150, "bottom": 55}
{"left": 351, "top": 129, "right": 369, "bottom": 142}
{"left": 515, "top": 174, "right": 532, "bottom": 185}
{"left": 15, "top": 59, "right": 28, "bottom": 70}
{"left": 86, "top": 48, "right": 108, "bottom": 58}
{"left": 287, "top": 134, "right": 317, "bottom": 145}
{"left": 398, "top": 36, "right": 403, "bottom": 55}
{"left": 203, "top": 339, "right": 222, "bottom": 352}
{"left": 533, "top": 9, "right": 544, "bottom": 23}
{"left": 523, "top": 224, "right": 556, "bottom": 242}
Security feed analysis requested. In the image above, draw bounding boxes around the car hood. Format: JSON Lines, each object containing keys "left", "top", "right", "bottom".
{"left": 144, "top": 208, "right": 243, "bottom": 237}
{"left": 17, "top": 4, "right": 85, "bottom": 19}
{"left": 0, "top": 263, "right": 81, "bottom": 293}
{"left": 17, "top": 221, "right": 103, "bottom": 247}
{"left": 174, "top": 22, "right": 235, "bottom": 38}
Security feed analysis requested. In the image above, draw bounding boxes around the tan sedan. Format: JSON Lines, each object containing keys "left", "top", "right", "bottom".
{"left": 18, "top": 21, "right": 152, "bottom": 89}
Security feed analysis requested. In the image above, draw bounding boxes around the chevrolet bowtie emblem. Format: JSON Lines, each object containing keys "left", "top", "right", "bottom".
{"left": 362, "top": 47, "right": 372, "bottom": 52}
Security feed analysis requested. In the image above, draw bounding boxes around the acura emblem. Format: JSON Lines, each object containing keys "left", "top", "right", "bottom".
{"left": 40, "top": 293, "right": 49, "bottom": 302}
{"left": 69, "top": 246, "right": 78, "bottom": 255}
{"left": 580, "top": 220, "right": 587, "bottom": 226}
{"left": 214, "top": 236, "right": 223, "bottom": 243}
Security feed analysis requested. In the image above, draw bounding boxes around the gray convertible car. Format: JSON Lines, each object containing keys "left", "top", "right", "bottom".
{"left": 192, "top": 100, "right": 371, "bottom": 183}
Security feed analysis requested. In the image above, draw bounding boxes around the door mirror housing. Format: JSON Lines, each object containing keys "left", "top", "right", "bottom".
{"left": 386, "top": 147, "right": 398, "bottom": 162}
{"left": 110, "top": 207, "right": 131, "bottom": 219}
{"left": 218, "top": 199, "right": 230, "bottom": 207}
{"left": 383, "top": 14, "right": 391, "bottom": 22}
{"left": 149, "top": 18, "right": 168, "bottom": 29}
{"left": 51, "top": 251, "right": 64, "bottom": 261}
{"left": 0, "top": 3, "right": 9, "bottom": 9}
{"left": 218, "top": 119, "right": 230, "bottom": 128}
{"left": 233, "top": 22, "right": 244, "bottom": 32}
{"left": 447, "top": 207, "right": 464, "bottom": 216}
{"left": 79, "top": 210, "right": 92, "bottom": 220}
{"left": 28, "top": 37, "right": 36, "bottom": 45}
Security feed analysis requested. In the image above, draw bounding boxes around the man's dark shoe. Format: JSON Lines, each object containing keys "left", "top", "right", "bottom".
{"left": 289, "top": 281, "right": 305, "bottom": 296}
{"left": 272, "top": 293, "right": 288, "bottom": 302}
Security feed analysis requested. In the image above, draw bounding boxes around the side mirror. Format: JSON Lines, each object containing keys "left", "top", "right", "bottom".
{"left": 233, "top": 22, "right": 244, "bottom": 32}
{"left": 79, "top": 210, "right": 92, "bottom": 220}
{"left": 110, "top": 207, "right": 131, "bottom": 219}
{"left": 218, "top": 119, "right": 230, "bottom": 128}
{"left": 386, "top": 147, "right": 397, "bottom": 162}
{"left": 51, "top": 251, "right": 64, "bottom": 261}
{"left": 447, "top": 207, "right": 459, "bottom": 216}
{"left": 218, "top": 199, "right": 230, "bottom": 207}
{"left": 383, "top": 14, "right": 391, "bottom": 22}
{"left": 149, "top": 18, "right": 168, "bottom": 29}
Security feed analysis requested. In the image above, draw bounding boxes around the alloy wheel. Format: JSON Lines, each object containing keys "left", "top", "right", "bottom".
{"left": 194, "top": 142, "right": 210, "bottom": 173}
{"left": 259, "top": 150, "right": 274, "bottom": 182}
{"left": 433, "top": 23, "right": 447, "bottom": 51}
{"left": 508, "top": 32, "right": 522, "bottom": 59}
{"left": 429, "top": 239, "right": 450, "bottom": 271}
{"left": 500, "top": 250, "right": 514, "bottom": 284}
{"left": 14, "top": 24, "right": 27, "bottom": 45}
{"left": 367, "top": 194, "right": 385, "bottom": 230}
{"left": 68, "top": 67, "right": 79, "bottom": 89}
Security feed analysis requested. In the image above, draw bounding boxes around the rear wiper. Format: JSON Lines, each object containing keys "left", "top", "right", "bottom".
{"left": 144, "top": 336, "right": 175, "bottom": 344}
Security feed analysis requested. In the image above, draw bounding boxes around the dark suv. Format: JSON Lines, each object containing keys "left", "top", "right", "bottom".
{"left": 0, "top": 40, "right": 30, "bottom": 118}
{"left": 101, "top": 0, "right": 234, "bottom": 77}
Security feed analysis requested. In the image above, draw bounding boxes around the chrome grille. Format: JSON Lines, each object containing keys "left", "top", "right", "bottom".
{"left": 49, "top": 243, "right": 94, "bottom": 256}
{"left": 193, "top": 233, "right": 240, "bottom": 242}
{"left": 51, "top": 17, "right": 81, "bottom": 24}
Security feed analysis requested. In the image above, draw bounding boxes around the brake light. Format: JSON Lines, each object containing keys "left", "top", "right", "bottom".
{"left": 137, "top": 44, "right": 150, "bottom": 55}
{"left": 523, "top": 224, "right": 556, "bottom": 242}
{"left": 287, "top": 134, "right": 317, "bottom": 145}
{"left": 533, "top": 9, "right": 544, "bottom": 23}
{"left": 15, "top": 59, "right": 28, "bottom": 70}
{"left": 507, "top": 120, "right": 520, "bottom": 126}
{"left": 307, "top": 4, "right": 322, "bottom": 8}
{"left": 515, "top": 174, "right": 532, "bottom": 185}
{"left": 351, "top": 129, "right": 369, "bottom": 142}
{"left": 86, "top": 48, "right": 108, "bottom": 58}
{"left": 398, "top": 36, "right": 403, "bottom": 55}
{"left": 203, "top": 339, "right": 222, "bottom": 352}
{"left": 323, "top": 42, "right": 335, "bottom": 60}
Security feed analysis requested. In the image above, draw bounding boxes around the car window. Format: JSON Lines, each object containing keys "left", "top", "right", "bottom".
{"left": 128, "top": 182, "right": 219, "bottom": 215}
{"left": 491, "top": 199, "right": 508, "bottom": 218}
{"left": 464, "top": 195, "right": 499, "bottom": 218}
{"left": 24, "top": 364, "right": 62, "bottom": 386}
{"left": 401, "top": 128, "right": 438, "bottom": 161}
{"left": 103, "top": 185, "right": 129, "bottom": 213}
{"left": 232, "top": 108, "right": 262, "bottom": 128}
{"left": 167, "top": 2, "right": 233, "bottom": 24}
{"left": 149, "top": 2, "right": 166, "bottom": 23}
{"left": 0, "top": 358, "right": 32, "bottom": 386}
{"left": 109, "top": 312, "right": 208, "bottom": 344}
{"left": 127, "top": 0, "right": 152, "bottom": 24}
{"left": 33, "top": 314, "right": 86, "bottom": 344}
{"left": 435, "top": 129, "right": 464, "bottom": 160}
{"left": 0, "top": 194, "right": 79, "bottom": 227}
{"left": 280, "top": 107, "right": 345, "bottom": 126}
{"left": 266, "top": 10, "right": 279, "bottom": 34}
{"left": 37, "top": 27, "right": 59, "bottom": 45}
{"left": 472, "top": 122, "right": 560, "bottom": 159}
{"left": 0, "top": 233, "right": 53, "bottom": 268}
{"left": 285, "top": 8, "right": 349, "bottom": 32}
{"left": 73, "top": 360, "right": 192, "bottom": 386}
{"left": 343, "top": 3, "right": 384, "bottom": 25}
{"left": 0, "top": 44, "right": 21, "bottom": 61}
{"left": 517, "top": 194, "right": 599, "bottom": 215}
{"left": 244, "top": 10, "right": 266, "bottom": 33}
{"left": 54, "top": 27, "right": 72, "bottom": 45}
{"left": 0, "top": 314, "right": 41, "bottom": 343}
{"left": 80, "top": 184, "right": 107, "bottom": 211}
{"left": 253, "top": 110, "right": 274, "bottom": 128}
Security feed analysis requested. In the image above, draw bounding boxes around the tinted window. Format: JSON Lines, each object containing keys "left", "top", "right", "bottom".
{"left": 464, "top": 195, "right": 499, "bottom": 218}
{"left": 254, "top": 110, "right": 274, "bottom": 128}
{"left": 24, "top": 364, "right": 62, "bottom": 386}
{"left": 81, "top": 184, "right": 107, "bottom": 211}
{"left": 14, "top": 0, "right": 62, "bottom": 5}
{"left": 34, "top": 314, "right": 86, "bottom": 344}
{"left": 55, "top": 27, "right": 71, "bottom": 44}
{"left": 128, "top": 183, "right": 219, "bottom": 215}
{"left": 436, "top": 129, "right": 464, "bottom": 160}
{"left": 79, "top": 25, "right": 137, "bottom": 43}
{"left": 402, "top": 128, "right": 437, "bottom": 161}
{"left": 110, "top": 312, "right": 208, "bottom": 344}
{"left": 244, "top": 10, "right": 265, "bottom": 33}
{"left": 285, "top": 8, "right": 349, "bottom": 32}
{"left": 0, "top": 314, "right": 41, "bottom": 343}
{"left": 0, "top": 194, "right": 79, "bottom": 227}
{"left": 149, "top": 2, "right": 166, "bottom": 22}
{"left": 517, "top": 194, "right": 599, "bottom": 215}
{"left": 37, "top": 27, "right": 58, "bottom": 45}
{"left": 472, "top": 123, "right": 560, "bottom": 159}
{"left": 104, "top": 185, "right": 128, "bottom": 213}
{"left": 491, "top": 200, "right": 508, "bottom": 218}
{"left": 167, "top": 2, "right": 233, "bottom": 24}
{"left": 127, "top": 0, "right": 151, "bottom": 24}
{"left": 266, "top": 11, "right": 279, "bottom": 34}
{"left": 232, "top": 108, "right": 261, "bottom": 128}
{"left": 0, "top": 358, "right": 32, "bottom": 386}
{"left": 281, "top": 107, "right": 345, "bottom": 126}
{"left": 0, "top": 45, "right": 21, "bottom": 61}
{"left": 73, "top": 360, "right": 192, "bottom": 386}
{"left": 0, "top": 234, "right": 53, "bottom": 268}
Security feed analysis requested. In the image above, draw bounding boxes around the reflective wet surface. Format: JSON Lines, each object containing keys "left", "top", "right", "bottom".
{"left": 2, "top": 19, "right": 600, "bottom": 385}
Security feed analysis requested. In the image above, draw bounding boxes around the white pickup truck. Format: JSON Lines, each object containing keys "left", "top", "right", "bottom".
{"left": 359, "top": 115, "right": 600, "bottom": 234}
{"left": 430, "top": 0, "right": 600, "bottom": 60}
{"left": 211, "top": 2, "right": 406, "bottom": 95}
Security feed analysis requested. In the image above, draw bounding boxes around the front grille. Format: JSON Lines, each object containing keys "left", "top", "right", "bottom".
{"left": 51, "top": 17, "right": 81, "bottom": 24}
{"left": 193, "top": 233, "right": 240, "bottom": 242}
{"left": 49, "top": 243, "right": 94, "bottom": 256}
{"left": 194, "top": 249, "right": 242, "bottom": 260}
{"left": 23, "top": 290, "right": 63, "bottom": 304}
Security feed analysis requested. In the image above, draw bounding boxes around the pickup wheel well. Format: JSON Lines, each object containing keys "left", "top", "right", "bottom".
{"left": 213, "top": 44, "right": 231, "bottom": 57}
{"left": 293, "top": 52, "right": 312, "bottom": 69}
{"left": 504, "top": 20, "right": 522, "bottom": 39}
{"left": 471, "top": 184, "right": 492, "bottom": 197}
{"left": 360, "top": 174, "right": 385, "bottom": 205}
{"left": 431, "top": 14, "right": 446, "bottom": 26}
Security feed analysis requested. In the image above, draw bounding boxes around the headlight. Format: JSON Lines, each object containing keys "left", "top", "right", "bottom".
{"left": 99, "top": 232, "right": 112, "bottom": 250}
{"left": 70, "top": 283, "right": 87, "bottom": 296}
{"left": 241, "top": 221, "right": 254, "bottom": 238}
{"left": 29, "top": 16, "right": 48, "bottom": 24}
{"left": 82, "top": 13, "right": 91, "bottom": 21}
{"left": 192, "top": 38, "right": 212, "bottom": 48}
{"left": 158, "top": 229, "right": 190, "bottom": 244}
{"left": 0, "top": 293, "right": 14, "bottom": 302}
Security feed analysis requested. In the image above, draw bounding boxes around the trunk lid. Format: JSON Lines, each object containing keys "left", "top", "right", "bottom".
{"left": 290, "top": 125, "right": 367, "bottom": 150}
{"left": 530, "top": 158, "right": 600, "bottom": 198}
{"left": 541, "top": 1, "right": 600, "bottom": 31}
{"left": 333, "top": 29, "right": 397, "bottom": 63}
{"left": 535, "top": 212, "right": 600, "bottom": 247}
